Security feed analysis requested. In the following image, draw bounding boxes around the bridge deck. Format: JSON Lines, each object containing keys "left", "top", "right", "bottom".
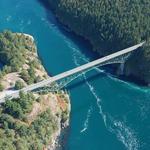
{"left": 0, "top": 42, "right": 145, "bottom": 102}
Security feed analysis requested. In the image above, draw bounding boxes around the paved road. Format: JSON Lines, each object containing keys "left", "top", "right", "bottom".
{"left": 0, "top": 42, "right": 145, "bottom": 102}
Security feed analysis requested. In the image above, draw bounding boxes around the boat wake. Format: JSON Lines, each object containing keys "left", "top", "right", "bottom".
{"left": 80, "top": 106, "right": 92, "bottom": 133}
{"left": 71, "top": 46, "right": 139, "bottom": 150}
{"left": 83, "top": 67, "right": 139, "bottom": 150}
{"left": 111, "top": 119, "right": 139, "bottom": 150}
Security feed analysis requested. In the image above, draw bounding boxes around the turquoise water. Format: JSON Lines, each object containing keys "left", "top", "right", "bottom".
{"left": 0, "top": 1, "right": 150, "bottom": 150}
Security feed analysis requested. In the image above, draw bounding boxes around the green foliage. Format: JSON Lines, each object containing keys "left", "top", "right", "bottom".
{"left": 0, "top": 71, "right": 3, "bottom": 79}
{"left": 0, "top": 30, "right": 27, "bottom": 72}
{"left": 15, "top": 80, "right": 25, "bottom": 90}
{"left": 2, "top": 65, "right": 11, "bottom": 74}
{"left": 3, "top": 92, "right": 34, "bottom": 119}
{"left": 0, "top": 29, "right": 62, "bottom": 149}
{"left": 20, "top": 67, "right": 39, "bottom": 85}
{"left": 48, "top": 0, "right": 150, "bottom": 51}
{"left": 20, "top": 70, "right": 30, "bottom": 83}
{"left": 48, "top": 0, "right": 150, "bottom": 84}
{"left": 0, "top": 83, "right": 4, "bottom": 91}
{"left": 18, "top": 92, "right": 35, "bottom": 113}
{"left": 0, "top": 30, "right": 39, "bottom": 84}
{"left": 27, "top": 66, "right": 37, "bottom": 84}
{"left": 61, "top": 109, "right": 69, "bottom": 123}
{"left": 0, "top": 129, "right": 16, "bottom": 150}
{"left": 0, "top": 114, "right": 15, "bottom": 129}
{"left": 14, "top": 138, "right": 29, "bottom": 150}
{"left": 30, "top": 60, "right": 40, "bottom": 69}
{"left": 0, "top": 92, "right": 58, "bottom": 149}
{"left": 4, "top": 100, "right": 24, "bottom": 119}
{"left": 32, "top": 109, "right": 58, "bottom": 145}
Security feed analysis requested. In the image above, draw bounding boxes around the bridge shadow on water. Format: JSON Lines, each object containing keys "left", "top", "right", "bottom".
{"left": 64, "top": 70, "right": 107, "bottom": 91}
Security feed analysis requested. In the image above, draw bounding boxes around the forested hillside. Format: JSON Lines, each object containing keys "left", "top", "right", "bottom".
{"left": 0, "top": 30, "right": 48, "bottom": 90}
{"left": 0, "top": 92, "right": 56, "bottom": 149}
{"left": 46, "top": 0, "right": 150, "bottom": 85}
{"left": 0, "top": 31, "right": 36, "bottom": 72}
{"left": 0, "top": 30, "right": 70, "bottom": 150}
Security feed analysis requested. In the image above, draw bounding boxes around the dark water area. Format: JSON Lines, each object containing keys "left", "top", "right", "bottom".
{"left": 0, "top": 0, "right": 150, "bottom": 150}
{"left": 0, "top": 63, "right": 3, "bottom": 69}
{"left": 0, "top": 63, "right": 2, "bottom": 68}
{"left": 39, "top": 0, "right": 100, "bottom": 60}
{"left": 38, "top": 0, "right": 148, "bottom": 87}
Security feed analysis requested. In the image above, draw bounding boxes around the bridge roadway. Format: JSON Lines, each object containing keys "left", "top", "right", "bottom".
{"left": 0, "top": 42, "right": 145, "bottom": 102}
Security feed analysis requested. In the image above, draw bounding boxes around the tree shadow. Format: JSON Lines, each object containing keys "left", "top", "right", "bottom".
{"left": 37, "top": 0, "right": 99, "bottom": 61}
{"left": 0, "top": 61, "right": 4, "bottom": 69}
{"left": 37, "top": 0, "right": 146, "bottom": 87}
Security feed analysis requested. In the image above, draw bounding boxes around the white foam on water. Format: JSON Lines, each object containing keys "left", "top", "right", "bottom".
{"left": 82, "top": 73, "right": 107, "bottom": 126}
{"left": 19, "top": 19, "right": 25, "bottom": 32}
{"left": 27, "top": 20, "right": 31, "bottom": 25}
{"left": 72, "top": 51, "right": 107, "bottom": 129}
{"left": 40, "top": 16, "right": 61, "bottom": 33}
{"left": 69, "top": 43, "right": 150, "bottom": 93}
{"left": 80, "top": 106, "right": 92, "bottom": 133}
{"left": 6, "top": 15, "right": 12, "bottom": 22}
{"left": 84, "top": 73, "right": 139, "bottom": 150}
{"left": 108, "top": 75, "right": 149, "bottom": 93}
{"left": 72, "top": 48, "right": 139, "bottom": 150}
{"left": 111, "top": 120, "right": 139, "bottom": 150}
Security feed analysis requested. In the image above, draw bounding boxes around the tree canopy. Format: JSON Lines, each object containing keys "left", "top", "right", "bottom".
{"left": 47, "top": 0, "right": 150, "bottom": 84}
{"left": 0, "top": 30, "right": 44, "bottom": 86}
{"left": 0, "top": 92, "right": 58, "bottom": 150}
{"left": 0, "top": 30, "right": 35, "bottom": 72}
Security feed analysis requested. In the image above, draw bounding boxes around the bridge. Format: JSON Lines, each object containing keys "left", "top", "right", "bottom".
{"left": 0, "top": 42, "right": 145, "bottom": 102}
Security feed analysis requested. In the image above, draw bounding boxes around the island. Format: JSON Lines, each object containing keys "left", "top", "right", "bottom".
{"left": 45, "top": 0, "right": 150, "bottom": 85}
{"left": 0, "top": 30, "right": 70, "bottom": 150}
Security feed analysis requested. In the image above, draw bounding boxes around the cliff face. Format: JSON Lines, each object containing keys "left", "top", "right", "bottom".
{"left": 0, "top": 31, "right": 70, "bottom": 150}
{"left": 124, "top": 42, "right": 150, "bottom": 84}
{"left": 46, "top": 0, "right": 150, "bottom": 85}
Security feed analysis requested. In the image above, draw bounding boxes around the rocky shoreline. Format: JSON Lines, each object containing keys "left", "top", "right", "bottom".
{"left": 0, "top": 31, "right": 71, "bottom": 150}
{"left": 23, "top": 34, "right": 71, "bottom": 150}
{"left": 24, "top": 33, "right": 71, "bottom": 150}
{"left": 47, "top": 93, "right": 71, "bottom": 150}
{"left": 48, "top": 111, "right": 70, "bottom": 150}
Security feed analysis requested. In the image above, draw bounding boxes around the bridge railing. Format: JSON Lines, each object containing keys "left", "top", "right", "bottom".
{"left": 0, "top": 42, "right": 145, "bottom": 101}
